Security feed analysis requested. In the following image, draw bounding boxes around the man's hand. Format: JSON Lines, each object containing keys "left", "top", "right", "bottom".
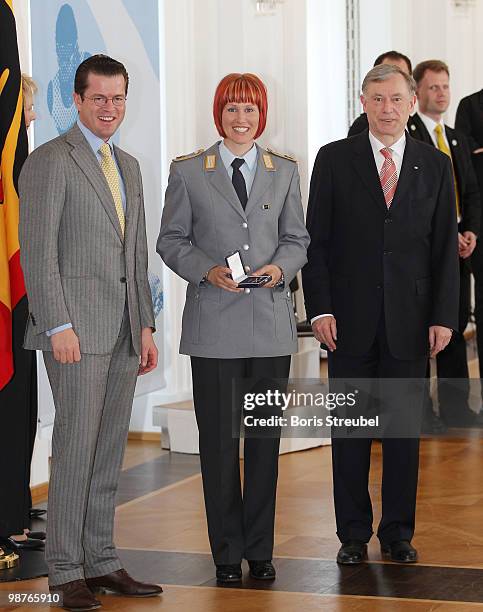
{"left": 312, "top": 316, "right": 337, "bottom": 351}
{"left": 473, "top": 148, "right": 483, "bottom": 154}
{"left": 138, "top": 328, "right": 158, "bottom": 375}
{"left": 252, "top": 264, "right": 282, "bottom": 288}
{"left": 207, "top": 266, "right": 243, "bottom": 293}
{"left": 429, "top": 325, "right": 452, "bottom": 358}
{"left": 458, "top": 231, "right": 477, "bottom": 259}
{"left": 50, "top": 328, "right": 81, "bottom": 364}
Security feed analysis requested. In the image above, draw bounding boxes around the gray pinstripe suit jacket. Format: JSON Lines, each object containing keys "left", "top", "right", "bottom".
{"left": 157, "top": 142, "right": 310, "bottom": 359}
{"left": 19, "top": 124, "right": 154, "bottom": 355}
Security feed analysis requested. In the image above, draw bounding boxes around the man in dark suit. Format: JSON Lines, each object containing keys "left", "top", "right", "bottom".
{"left": 348, "top": 51, "right": 412, "bottom": 137}
{"left": 409, "top": 60, "right": 480, "bottom": 427}
{"left": 456, "top": 88, "right": 483, "bottom": 406}
{"left": 303, "top": 64, "right": 459, "bottom": 565}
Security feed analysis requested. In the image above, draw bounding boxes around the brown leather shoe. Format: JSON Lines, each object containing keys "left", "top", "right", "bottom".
{"left": 49, "top": 579, "right": 101, "bottom": 611}
{"left": 85, "top": 568, "right": 162, "bottom": 597}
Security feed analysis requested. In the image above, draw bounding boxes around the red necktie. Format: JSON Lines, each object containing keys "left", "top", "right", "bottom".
{"left": 379, "top": 147, "right": 397, "bottom": 208}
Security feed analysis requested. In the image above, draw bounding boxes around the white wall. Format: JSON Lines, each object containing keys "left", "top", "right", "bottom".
{"left": 359, "top": 0, "right": 483, "bottom": 125}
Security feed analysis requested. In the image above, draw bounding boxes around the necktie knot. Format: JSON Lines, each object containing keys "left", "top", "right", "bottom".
{"left": 231, "top": 158, "right": 245, "bottom": 171}
{"left": 380, "top": 147, "right": 393, "bottom": 160}
{"left": 434, "top": 124, "right": 443, "bottom": 136}
{"left": 99, "top": 143, "right": 112, "bottom": 159}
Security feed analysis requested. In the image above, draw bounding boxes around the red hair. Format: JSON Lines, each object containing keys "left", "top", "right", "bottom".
{"left": 213, "top": 73, "right": 268, "bottom": 139}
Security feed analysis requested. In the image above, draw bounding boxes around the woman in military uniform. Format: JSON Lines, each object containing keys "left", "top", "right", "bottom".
{"left": 157, "top": 73, "right": 309, "bottom": 583}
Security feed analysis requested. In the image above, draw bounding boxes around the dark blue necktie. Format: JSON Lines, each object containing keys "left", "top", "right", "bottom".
{"left": 231, "top": 158, "right": 248, "bottom": 210}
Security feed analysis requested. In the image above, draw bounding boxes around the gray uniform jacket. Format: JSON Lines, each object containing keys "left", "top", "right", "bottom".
{"left": 157, "top": 141, "right": 310, "bottom": 358}
{"left": 19, "top": 124, "right": 154, "bottom": 355}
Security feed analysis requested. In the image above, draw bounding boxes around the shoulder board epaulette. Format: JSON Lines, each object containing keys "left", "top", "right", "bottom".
{"left": 173, "top": 148, "right": 204, "bottom": 162}
{"left": 266, "top": 147, "right": 297, "bottom": 162}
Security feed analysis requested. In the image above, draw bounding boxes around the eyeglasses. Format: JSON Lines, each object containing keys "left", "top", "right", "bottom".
{"left": 82, "top": 95, "right": 127, "bottom": 107}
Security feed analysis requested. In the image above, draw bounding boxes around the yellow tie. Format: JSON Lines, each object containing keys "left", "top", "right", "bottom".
{"left": 434, "top": 124, "right": 460, "bottom": 219}
{"left": 99, "top": 143, "right": 125, "bottom": 236}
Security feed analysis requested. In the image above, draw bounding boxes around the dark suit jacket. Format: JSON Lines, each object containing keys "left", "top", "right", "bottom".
{"left": 302, "top": 130, "right": 459, "bottom": 360}
{"left": 348, "top": 113, "right": 369, "bottom": 137}
{"left": 407, "top": 113, "right": 480, "bottom": 236}
{"left": 455, "top": 90, "right": 483, "bottom": 199}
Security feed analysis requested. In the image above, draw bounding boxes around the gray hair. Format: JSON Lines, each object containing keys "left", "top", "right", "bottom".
{"left": 361, "top": 64, "right": 416, "bottom": 95}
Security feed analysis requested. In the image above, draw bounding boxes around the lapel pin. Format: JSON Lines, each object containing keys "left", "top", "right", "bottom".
{"left": 452, "top": 139, "right": 458, "bottom": 146}
{"left": 262, "top": 203, "right": 271, "bottom": 210}
{"left": 414, "top": 166, "right": 419, "bottom": 170}
{"left": 204, "top": 155, "right": 216, "bottom": 171}
{"left": 410, "top": 124, "right": 416, "bottom": 131}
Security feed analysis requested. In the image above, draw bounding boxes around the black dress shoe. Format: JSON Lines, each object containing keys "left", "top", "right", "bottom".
{"left": 381, "top": 540, "right": 418, "bottom": 563}
{"left": 248, "top": 560, "right": 276, "bottom": 580}
{"left": 29, "top": 508, "right": 47, "bottom": 519}
{"left": 25, "top": 530, "right": 46, "bottom": 541}
{"left": 0, "top": 536, "right": 44, "bottom": 551}
{"left": 336, "top": 540, "right": 367, "bottom": 565}
{"left": 216, "top": 564, "right": 242, "bottom": 583}
{"left": 86, "top": 568, "right": 162, "bottom": 597}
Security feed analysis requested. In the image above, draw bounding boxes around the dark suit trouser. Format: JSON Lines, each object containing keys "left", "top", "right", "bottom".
{"left": 472, "top": 240, "right": 483, "bottom": 399}
{"left": 190, "top": 355, "right": 290, "bottom": 565}
{"left": 43, "top": 310, "right": 139, "bottom": 586}
{"left": 433, "top": 257, "right": 471, "bottom": 421}
{"left": 0, "top": 296, "right": 38, "bottom": 536}
{"left": 328, "top": 316, "right": 426, "bottom": 545}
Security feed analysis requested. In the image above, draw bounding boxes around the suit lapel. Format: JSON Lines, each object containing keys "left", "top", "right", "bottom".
{"left": 408, "top": 113, "right": 433, "bottom": 145}
{"left": 351, "top": 131, "right": 388, "bottom": 213}
{"left": 114, "top": 146, "right": 140, "bottom": 248}
{"left": 66, "top": 125, "right": 124, "bottom": 242}
{"left": 244, "top": 145, "right": 273, "bottom": 216}
{"left": 204, "top": 143, "right": 247, "bottom": 220}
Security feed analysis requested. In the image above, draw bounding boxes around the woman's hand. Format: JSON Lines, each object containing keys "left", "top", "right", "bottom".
{"left": 207, "top": 266, "right": 243, "bottom": 292}
{"left": 252, "top": 264, "right": 282, "bottom": 288}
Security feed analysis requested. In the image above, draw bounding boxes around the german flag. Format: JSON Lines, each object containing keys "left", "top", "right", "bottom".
{"left": 0, "top": 0, "right": 28, "bottom": 390}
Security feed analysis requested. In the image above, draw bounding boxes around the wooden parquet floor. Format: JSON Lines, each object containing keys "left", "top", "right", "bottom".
{"left": 3, "top": 353, "right": 483, "bottom": 610}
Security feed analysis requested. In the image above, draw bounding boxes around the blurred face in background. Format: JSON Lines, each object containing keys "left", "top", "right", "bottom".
{"left": 380, "top": 57, "right": 411, "bottom": 75}
{"left": 416, "top": 69, "right": 450, "bottom": 119}
{"left": 23, "top": 91, "right": 36, "bottom": 128}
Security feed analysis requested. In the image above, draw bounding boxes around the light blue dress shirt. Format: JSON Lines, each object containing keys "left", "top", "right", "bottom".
{"left": 218, "top": 140, "right": 258, "bottom": 196}
{"left": 46, "top": 119, "right": 127, "bottom": 337}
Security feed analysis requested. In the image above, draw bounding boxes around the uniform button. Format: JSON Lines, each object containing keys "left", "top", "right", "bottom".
{"left": 242, "top": 222, "right": 248, "bottom": 228}
{"left": 287, "top": 291, "right": 291, "bottom": 297}
{"left": 245, "top": 265, "right": 251, "bottom": 272}
{"left": 242, "top": 244, "right": 249, "bottom": 251}
{"left": 244, "top": 288, "right": 251, "bottom": 294}
{"left": 120, "top": 277, "right": 127, "bottom": 283}
{"left": 384, "top": 218, "right": 392, "bottom": 224}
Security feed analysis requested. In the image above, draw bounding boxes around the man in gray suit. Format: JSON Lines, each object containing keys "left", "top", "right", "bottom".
{"left": 19, "top": 55, "right": 162, "bottom": 610}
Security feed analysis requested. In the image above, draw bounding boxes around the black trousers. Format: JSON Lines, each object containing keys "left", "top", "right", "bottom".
{"left": 472, "top": 241, "right": 483, "bottom": 400}
{"left": 0, "top": 296, "right": 38, "bottom": 536}
{"left": 328, "top": 316, "right": 426, "bottom": 545}
{"left": 190, "top": 355, "right": 290, "bottom": 565}
{"left": 429, "top": 257, "right": 471, "bottom": 422}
